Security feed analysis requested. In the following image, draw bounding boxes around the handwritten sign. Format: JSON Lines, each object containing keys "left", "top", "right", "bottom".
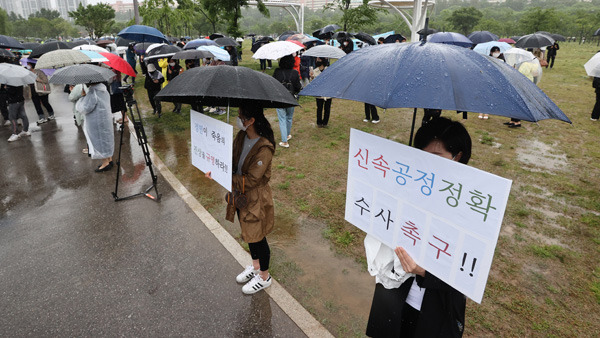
{"left": 345, "top": 129, "right": 512, "bottom": 303}
{"left": 190, "top": 109, "right": 233, "bottom": 192}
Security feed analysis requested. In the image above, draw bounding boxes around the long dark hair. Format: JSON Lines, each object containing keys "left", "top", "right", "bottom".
{"left": 414, "top": 117, "right": 472, "bottom": 164}
{"left": 240, "top": 106, "right": 276, "bottom": 149}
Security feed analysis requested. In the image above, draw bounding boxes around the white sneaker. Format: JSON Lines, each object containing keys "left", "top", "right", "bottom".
{"left": 242, "top": 274, "right": 272, "bottom": 294}
{"left": 3, "top": 120, "right": 10, "bottom": 126}
{"left": 208, "top": 107, "right": 217, "bottom": 113}
{"left": 278, "top": 142, "right": 289, "bottom": 148}
{"left": 203, "top": 107, "right": 211, "bottom": 112}
{"left": 236, "top": 265, "right": 259, "bottom": 284}
{"left": 17, "top": 119, "right": 22, "bottom": 125}
{"left": 48, "top": 115, "right": 55, "bottom": 120}
{"left": 7, "top": 134, "right": 19, "bottom": 142}
{"left": 287, "top": 134, "right": 292, "bottom": 140}
{"left": 18, "top": 130, "right": 31, "bottom": 137}
{"left": 591, "top": 118, "right": 599, "bottom": 121}
{"left": 37, "top": 118, "right": 47, "bottom": 124}
{"left": 371, "top": 119, "right": 380, "bottom": 124}
{"left": 29, "top": 125, "right": 41, "bottom": 132}
{"left": 363, "top": 119, "right": 369, "bottom": 122}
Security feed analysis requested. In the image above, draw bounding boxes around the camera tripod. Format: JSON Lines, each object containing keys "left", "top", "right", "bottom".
{"left": 112, "top": 84, "right": 161, "bottom": 202}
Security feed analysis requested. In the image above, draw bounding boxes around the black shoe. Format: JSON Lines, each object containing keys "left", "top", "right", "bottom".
{"left": 95, "top": 161, "right": 114, "bottom": 172}
{"left": 503, "top": 121, "right": 513, "bottom": 125}
{"left": 508, "top": 123, "right": 521, "bottom": 128}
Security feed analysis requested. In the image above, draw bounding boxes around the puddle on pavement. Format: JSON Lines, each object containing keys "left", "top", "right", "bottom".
{"left": 516, "top": 139, "right": 568, "bottom": 173}
{"left": 149, "top": 130, "right": 374, "bottom": 335}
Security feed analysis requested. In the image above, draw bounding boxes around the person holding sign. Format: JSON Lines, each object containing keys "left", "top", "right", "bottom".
{"left": 206, "top": 106, "right": 276, "bottom": 295}
{"left": 366, "top": 117, "right": 471, "bottom": 337}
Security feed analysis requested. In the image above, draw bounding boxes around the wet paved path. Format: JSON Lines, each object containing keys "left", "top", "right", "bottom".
{"left": 0, "top": 88, "right": 306, "bottom": 337}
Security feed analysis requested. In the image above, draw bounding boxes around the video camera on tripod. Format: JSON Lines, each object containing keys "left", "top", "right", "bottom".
{"left": 119, "top": 83, "right": 136, "bottom": 105}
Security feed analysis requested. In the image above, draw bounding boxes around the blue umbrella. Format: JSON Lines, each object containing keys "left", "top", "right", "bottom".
{"left": 468, "top": 31, "right": 499, "bottom": 44}
{"left": 184, "top": 38, "right": 218, "bottom": 50}
{"left": 300, "top": 42, "right": 570, "bottom": 123}
{"left": 473, "top": 41, "right": 512, "bottom": 56}
{"left": 428, "top": 32, "right": 473, "bottom": 48}
{"left": 117, "top": 25, "right": 168, "bottom": 44}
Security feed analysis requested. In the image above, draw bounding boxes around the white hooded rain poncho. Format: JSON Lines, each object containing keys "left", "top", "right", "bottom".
{"left": 75, "top": 83, "right": 114, "bottom": 159}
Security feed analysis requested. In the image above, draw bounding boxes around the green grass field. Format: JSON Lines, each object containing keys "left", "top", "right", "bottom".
{"left": 133, "top": 41, "right": 600, "bottom": 336}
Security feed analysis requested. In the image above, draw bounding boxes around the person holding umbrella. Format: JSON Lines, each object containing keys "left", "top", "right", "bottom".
{"left": 166, "top": 57, "right": 183, "bottom": 114}
{"left": 144, "top": 63, "right": 164, "bottom": 117}
{"left": 591, "top": 76, "right": 600, "bottom": 121}
{"left": 206, "top": 106, "right": 276, "bottom": 294}
{"left": 28, "top": 61, "right": 55, "bottom": 124}
{"left": 5, "top": 83, "right": 30, "bottom": 142}
{"left": 546, "top": 42, "right": 559, "bottom": 69}
{"left": 124, "top": 44, "right": 137, "bottom": 84}
{"left": 310, "top": 57, "right": 333, "bottom": 128}
{"left": 366, "top": 117, "right": 471, "bottom": 337}
{"left": 273, "top": 55, "right": 302, "bottom": 148}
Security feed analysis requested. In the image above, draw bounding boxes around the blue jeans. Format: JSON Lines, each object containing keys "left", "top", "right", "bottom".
{"left": 276, "top": 107, "right": 294, "bottom": 143}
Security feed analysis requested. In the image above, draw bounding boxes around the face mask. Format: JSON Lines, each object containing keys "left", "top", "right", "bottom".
{"left": 492, "top": 52, "right": 500, "bottom": 58}
{"left": 26, "top": 65, "right": 31, "bottom": 70}
{"left": 169, "top": 62, "right": 175, "bottom": 66}
{"left": 236, "top": 117, "right": 247, "bottom": 131}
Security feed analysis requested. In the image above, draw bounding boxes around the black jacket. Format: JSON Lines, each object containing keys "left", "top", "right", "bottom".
{"left": 166, "top": 63, "right": 182, "bottom": 82}
{"left": 144, "top": 71, "right": 164, "bottom": 91}
{"left": 593, "top": 77, "right": 600, "bottom": 94}
{"left": 272, "top": 68, "right": 302, "bottom": 95}
{"left": 6, "top": 85, "right": 24, "bottom": 104}
{"left": 366, "top": 273, "right": 466, "bottom": 337}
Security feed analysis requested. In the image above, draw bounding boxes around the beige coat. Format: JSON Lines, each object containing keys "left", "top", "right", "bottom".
{"left": 225, "top": 131, "right": 275, "bottom": 243}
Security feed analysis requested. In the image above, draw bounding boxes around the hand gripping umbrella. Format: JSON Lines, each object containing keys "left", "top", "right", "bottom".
{"left": 49, "top": 64, "right": 116, "bottom": 85}
{"left": 118, "top": 25, "right": 169, "bottom": 44}
{"left": 0, "top": 63, "right": 37, "bottom": 86}
{"left": 156, "top": 65, "right": 298, "bottom": 121}
{"left": 299, "top": 42, "right": 571, "bottom": 144}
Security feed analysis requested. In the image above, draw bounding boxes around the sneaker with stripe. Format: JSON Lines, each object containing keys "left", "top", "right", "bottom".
{"left": 236, "top": 265, "right": 259, "bottom": 284}
{"left": 242, "top": 274, "right": 272, "bottom": 294}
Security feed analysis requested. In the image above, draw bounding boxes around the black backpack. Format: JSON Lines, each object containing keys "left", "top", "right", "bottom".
{"left": 280, "top": 70, "right": 297, "bottom": 96}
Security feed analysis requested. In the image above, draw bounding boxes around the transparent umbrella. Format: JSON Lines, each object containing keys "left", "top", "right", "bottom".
{"left": 0, "top": 63, "right": 37, "bottom": 86}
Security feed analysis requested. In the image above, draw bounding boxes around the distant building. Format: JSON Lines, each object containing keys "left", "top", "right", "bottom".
{"left": 0, "top": 0, "right": 87, "bottom": 19}
{"left": 111, "top": 0, "right": 138, "bottom": 13}
{"left": 56, "top": 0, "right": 87, "bottom": 19}
{"left": 0, "top": 0, "right": 24, "bottom": 17}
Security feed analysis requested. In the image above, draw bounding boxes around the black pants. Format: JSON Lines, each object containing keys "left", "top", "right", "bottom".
{"left": 546, "top": 54, "right": 555, "bottom": 68}
{"left": 457, "top": 111, "right": 467, "bottom": 119}
{"left": 592, "top": 91, "right": 600, "bottom": 120}
{"left": 316, "top": 98, "right": 331, "bottom": 126}
{"left": 364, "top": 103, "right": 379, "bottom": 121}
{"left": 248, "top": 237, "right": 270, "bottom": 272}
{"left": 260, "top": 59, "right": 266, "bottom": 70}
{"left": 147, "top": 88, "right": 161, "bottom": 114}
{"left": 32, "top": 93, "right": 54, "bottom": 118}
{"left": 172, "top": 102, "right": 182, "bottom": 113}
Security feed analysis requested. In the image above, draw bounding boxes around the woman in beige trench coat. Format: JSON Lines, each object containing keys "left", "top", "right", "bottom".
{"left": 207, "top": 105, "right": 276, "bottom": 294}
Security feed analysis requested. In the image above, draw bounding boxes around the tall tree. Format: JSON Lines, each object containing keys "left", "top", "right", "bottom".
{"left": 447, "top": 7, "right": 483, "bottom": 35}
{"left": 31, "top": 8, "right": 61, "bottom": 21}
{"left": 221, "top": 0, "right": 269, "bottom": 37}
{"left": 68, "top": 3, "right": 115, "bottom": 39}
{"left": 324, "top": 0, "right": 379, "bottom": 32}
{"left": 0, "top": 8, "right": 9, "bottom": 35}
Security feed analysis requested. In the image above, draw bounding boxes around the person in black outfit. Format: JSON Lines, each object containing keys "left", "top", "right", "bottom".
{"left": 166, "top": 57, "right": 182, "bottom": 113}
{"left": 546, "top": 42, "right": 559, "bottom": 69}
{"left": 28, "top": 62, "right": 55, "bottom": 124}
{"left": 144, "top": 63, "right": 164, "bottom": 117}
{"left": 226, "top": 46, "right": 238, "bottom": 66}
{"left": 591, "top": 77, "right": 600, "bottom": 121}
{"left": 341, "top": 38, "right": 354, "bottom": 54}
{"left": 364, "top": 104, "right": 379, "bottom": 123}
{"left": 366, "top": 117, "right": 470, "bottom": 338}
{"left": 5, "top": 84, "right": 30, "bottom": 141}
{"left": 272, "top": 55, "right": 301, "bottom": 148}
{"left": 0, "top": 84, "right": 8, "bottom": 125}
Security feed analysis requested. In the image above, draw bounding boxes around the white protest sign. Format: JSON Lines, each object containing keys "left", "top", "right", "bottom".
{"left": 345, "top": 129, "right": 512, "bottom": 303}
{"left": 190, "top": 110, "right": 233, "bottom": 192}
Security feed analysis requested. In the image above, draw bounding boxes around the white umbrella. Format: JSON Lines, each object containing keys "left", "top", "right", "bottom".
{"left": 252, "top": 41, "right": 303, "bottom": 60}
{"left": 145, "top": 43, "right": 165, "bottom": 54}
{"left": 0, "top": 63, "right": 37, "bottom": 86}
{"left": 584, "top": 52, "right": 600, "bottom": 77}
{"left": 198, "top": 46, "right": 230, "bottom": 61}
{"left": 503, "top": 48, "right": 535, "bottom": 67}
{"left": 36, "top": 49, "right": 92, "bottom": 69}
{"left": 72, "top": 44, "right": 109, "bottom": 53}
{"left": 302, "top": 45, "right": 347, "bottom": 59}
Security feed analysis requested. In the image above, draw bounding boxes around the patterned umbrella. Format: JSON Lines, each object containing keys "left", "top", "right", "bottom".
{"left": 0, "top": 63, "right": 37, "bottom": 86}
{"left": 49, "top": 64, "right": 116, "bottom": 85}
{"left": 30, "top": 41, "right": 71, "bottom": 58}
{"left": 36, "top": 49, "right": 92, "bottom": 69}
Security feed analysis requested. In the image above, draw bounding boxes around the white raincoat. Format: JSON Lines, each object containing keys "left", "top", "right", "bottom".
{"left": 364, "top": 234, "right": 413, "bottom": 289}
{"left": 75, "top": 84, "right": 114, "bottom": 159}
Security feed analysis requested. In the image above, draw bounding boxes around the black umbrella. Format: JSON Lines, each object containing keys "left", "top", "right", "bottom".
{"left": 510, "top": 36, "right": 522, "bottom": 42}
{"left": 171, "top": 50, "right": 213, "bottom": 60}
{"left": 536, "top": 31, "right": 564, "bottom": 42}
{"left": 0, "top": 49, "right": 15, "bottom": 57}
{"left": 304, "top": 40, "right": 325, "bottom": 49}
{"left": 30, "top": 41, "right": 71, "bottom": 58}
{"left": 215, "top": 37, "right": 239, "bottom": 47}
{"left": 0, "top": 35, "right": 24, "bottom": 49}
{"left": 134, "top": 42, "right": 153, "bottom": 53}
{"left": 417, "top": 27, "right": 437, "bottom": 36}
{"left": 316, "top": 24, "right": 340, "bottom": 39}
{"left": 116, "top": 37, "right": 135, "bottom": 46}
{"left": 209, "top": 33, "right": 225, "bottom": 40}
{"left": 247, "top": 33, "right": 256, "bottom": 37}
{"left": 251, "top": 41, "right": 269, "bottom": 53}
{"left": 68, "top": 40, "right": 96, "bottom": 48}
{"left": 21, "top": 42, "right": 40, "bottom": 50}
{"left": 332, "top": 31, "right": 354, "bottom": 42}
{"left": 468, "top": 31, "right": 498, "bottom": 44}
{"left": 384, "top": 34, "right": 406, "bottom": 43}
{"left": 515, "top": 33, "right": 554, "bottom": 48}
{"left": 257, "top": 36, "right": 274, "bottom": 42}
{"left": 156, "top": 65, "right": 298, "bottom": 109}
{"left": 354, "top": 32, "right": 376, "bottom": 45}
{"left": 48, "top": 64, "right": 116, "bottom": 85}
{"left": 145, "top": 44, "right": 182, "bottom": 60}
{"left": 278, "top": 30, "right": 299, "bottom": 41}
